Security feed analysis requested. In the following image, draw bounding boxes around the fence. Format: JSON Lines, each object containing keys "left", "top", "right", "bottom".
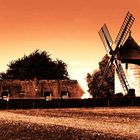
{"left": 0, "top": 97, "right": 140, "bottom": 109}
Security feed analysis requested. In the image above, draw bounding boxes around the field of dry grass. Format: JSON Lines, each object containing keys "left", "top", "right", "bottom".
{"left": 0, "top": 107, "right": 140, "bottom": 139}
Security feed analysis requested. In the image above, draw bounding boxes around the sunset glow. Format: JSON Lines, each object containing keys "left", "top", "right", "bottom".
{"left": 0, "top": 0, "right": 140, "bottom": 96}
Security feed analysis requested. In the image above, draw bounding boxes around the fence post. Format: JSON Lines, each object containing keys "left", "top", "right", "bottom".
{"left": 33, "top": 101, "right": 35, "bottom": 109}
{"left": 107, "top": 98, "right": 110, "bottom": 107}
{"left": 131, "top": 99, "right": 133, "bottom": 106}
{"left": 6, "top": 101, "right": 8, "bottom": 109}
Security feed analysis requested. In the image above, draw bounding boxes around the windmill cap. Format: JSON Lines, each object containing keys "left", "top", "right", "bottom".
{"left": 118, "top": 34, "right": 140, "bottom": 65}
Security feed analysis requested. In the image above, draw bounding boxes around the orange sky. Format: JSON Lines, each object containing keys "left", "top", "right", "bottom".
{"left": 0, "top": 0, "right": 140, "bottom": 95}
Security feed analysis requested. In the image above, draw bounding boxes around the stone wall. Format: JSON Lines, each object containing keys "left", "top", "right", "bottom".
{"left": 0, "top": 80, "right": 84, "bottom": 99}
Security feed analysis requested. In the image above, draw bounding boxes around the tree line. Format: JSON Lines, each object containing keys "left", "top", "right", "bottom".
{"left": 0, "top": 49, "right": 69, "bottom": 80}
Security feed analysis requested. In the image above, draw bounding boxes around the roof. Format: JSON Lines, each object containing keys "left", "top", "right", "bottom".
{"left": 118, "top": 34, "right": 140, "bottom": 65}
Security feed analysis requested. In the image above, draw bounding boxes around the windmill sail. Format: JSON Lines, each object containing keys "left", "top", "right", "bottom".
{"left": 114, "top": 59, "right": 130, "bottom": 94}
{"left": 99, "top": 24, "right": 113, "bottom": 54}
{"left": 115, "top": 12, "right": 135, "bottom": 49}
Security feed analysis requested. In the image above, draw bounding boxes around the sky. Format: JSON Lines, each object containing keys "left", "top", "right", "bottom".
{"left": 0, "top": 0, "right": 140, "bottom": 97}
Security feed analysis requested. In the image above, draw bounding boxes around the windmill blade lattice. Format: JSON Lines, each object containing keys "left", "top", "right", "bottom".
{"left": 115, "top": 12, "right": 135, "bottom": 50}
{"left": 114, "top": 59, "right": 130, "bottom": 94}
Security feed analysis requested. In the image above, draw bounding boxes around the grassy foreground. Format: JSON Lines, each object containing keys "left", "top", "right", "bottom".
{"left": 0, "top": 107, "right": 140, "bottom": 139}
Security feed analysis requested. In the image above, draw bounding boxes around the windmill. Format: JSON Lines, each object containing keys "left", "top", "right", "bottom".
{"left": 98, "top": 12, "right": 135, "bottom": 96}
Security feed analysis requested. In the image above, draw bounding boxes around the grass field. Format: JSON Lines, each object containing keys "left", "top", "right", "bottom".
{"left": 0, "top": 107, "right": 140, "bottom": 139}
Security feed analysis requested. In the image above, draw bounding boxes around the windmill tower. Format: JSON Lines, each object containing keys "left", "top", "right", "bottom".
{"left": 116, "top": 33, "right": 140, "bottom": 96}
{"left": 98, "top": 12, "right": 136, "bottom": 96}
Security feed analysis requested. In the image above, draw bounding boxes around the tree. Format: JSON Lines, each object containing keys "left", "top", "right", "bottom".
{"left": 0, "top": 49, "right": 69, "bottom": 80}
{"left": 86, "top": 54, "right": 115, "bottom": 98}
